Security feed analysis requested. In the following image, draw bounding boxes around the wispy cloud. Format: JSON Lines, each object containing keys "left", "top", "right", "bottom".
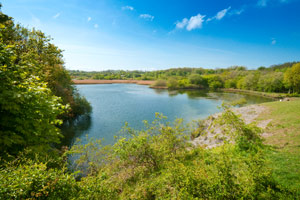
{"left": 271, "top": 38, "right": 276, "bottom": 45}
{"left": 257, "top": 0, "right": 289, "bottom": 7}
{"left": 257, "top": 0, "right": 268, "bottom": 7}
{"left": 94, "top": 24, "right": 99, "bottom": 28}
{"left": 207, "top": 6, "right": 231, "bottom": 22}
{"left": 176, "top": 18, "right": 188, "bottom": 29}
{"left": 139, "top": 14, "right": 154, "bottom": 21}
{"left": 176, "top": 14, "right": 206, "bottom": 31}
{"left": 122, "top": 5, "right": 134, "bottom": 11}
{"left": 53, "top": 12, "right": 60, "bottom": 19}
{"left": 87, "top": 17, "right": 92, "bottom": 22}
{"left": 229, "top": 8, "right": 244, "bottom": 15}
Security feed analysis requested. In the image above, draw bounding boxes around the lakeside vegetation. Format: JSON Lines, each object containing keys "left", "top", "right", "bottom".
{"left": 1, "top": 6, "right": 300, "bottom": 199}
{"left": 70, "top": 61, "right": 300, "bottom": 95}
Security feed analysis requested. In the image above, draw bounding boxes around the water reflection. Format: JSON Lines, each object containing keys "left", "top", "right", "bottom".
{"left": 153, "top": 88, "right": 168, "bottom": 95}
{"left": 160, "top": 89, "right": 272, "bottom": 104}
{"left": 178, "top": 90, "right": 209, "bottom": 99}
{"left": 60, "top": 115, "right": 92, "bottom": 147}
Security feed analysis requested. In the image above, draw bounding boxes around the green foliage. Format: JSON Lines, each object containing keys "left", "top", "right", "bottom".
{"left": 0, "top": 44, "right": 65, "bottom": 156}
{"left": 188, "top": 74, "right": 207, "bottom": 87}
{"left": 67, "top": 110, "right": 294, "bottom": 199}
{"left": 258, "top": 72, "right": 284, "bottom": 92}
{"left": 284, "top": 63, "right": 300, "bottom": 93}
{"left": 152, "top": 79, "right": 167, "bottom": 87}
{"left": 206, "top": 75, "right": 224, "bottom": 90}
{"left": 0, "top": 9, "right": 92, "bottom": 156}
{"left": 191, "top": 120, "right": 206, "bottom": 139}
{"left": 0, "top": 10, "right": 91, "bottom": 119}
{"left": 167, "top": 77, "right": 179, "bottom": 89}
{"left": 0, "top": 159, "right": 79, "bottom": 199}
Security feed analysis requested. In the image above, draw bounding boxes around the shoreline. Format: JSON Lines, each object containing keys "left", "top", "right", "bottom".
{"left": 72, "top": 80, "right": 292, "bottom": 99}
{"left": 220, "top": 88, "right": 287, "bottom": 99}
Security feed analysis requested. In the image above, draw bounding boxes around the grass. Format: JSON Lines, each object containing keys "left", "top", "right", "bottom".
{"left": 258, "top": 99, "right": 300, "bottom": 190}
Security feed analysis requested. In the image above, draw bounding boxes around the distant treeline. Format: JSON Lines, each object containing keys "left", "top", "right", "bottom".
{"left": 70, "top": 61, "right": 300, "bottom": 94}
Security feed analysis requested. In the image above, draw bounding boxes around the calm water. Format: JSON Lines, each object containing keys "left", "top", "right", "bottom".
{"left": 61, "top": 84, "right": 273, "bottom": 147}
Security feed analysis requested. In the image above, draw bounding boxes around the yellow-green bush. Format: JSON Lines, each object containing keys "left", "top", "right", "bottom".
{"left": 68, "top": 109, "right": 295, "bottom": 199}
{"left": 0, "top": 159, "right": 79, "bottom": 199}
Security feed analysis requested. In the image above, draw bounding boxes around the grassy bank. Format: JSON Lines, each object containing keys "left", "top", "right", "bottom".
{"left": 258, "top": 99, "right": 300, "bottom": 190}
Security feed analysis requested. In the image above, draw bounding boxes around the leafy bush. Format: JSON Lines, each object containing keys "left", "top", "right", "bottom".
{"left": 68, "top": 110, "right": 294, "bottom": 199}
{"left": 167, "top": 77, "right": 179, "bottom": 89}
{"left": 152, "top": 79, "right": 167, "bottom": 87}
{"left": 0, "top": 159, "right": 79, "bottom": 200}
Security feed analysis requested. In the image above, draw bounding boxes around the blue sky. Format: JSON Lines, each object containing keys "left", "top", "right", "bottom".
{"left": 1, "top": 0, "right": 300, "bottom": 70}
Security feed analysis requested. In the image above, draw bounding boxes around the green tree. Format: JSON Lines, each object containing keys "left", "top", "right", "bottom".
{"left": 188, "top": 74, "right": 205, "bottom": 86}
{"left": 284, "top": 63, "right": 300, "bottom": 93}
{"left": 0, "top": 43, "right": 65, "bottom": 156}
{"left": 0, "top": 9, "right": 91, "bottom": 119}
{"left": 258, "top": 72, "right": 284, "bottom": 92}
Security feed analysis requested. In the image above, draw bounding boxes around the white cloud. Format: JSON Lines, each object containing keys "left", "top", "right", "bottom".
{"left": 53, "top": 12, "right": 60, "bottom": 19}
{"left": 176, "top": 18, "right": 188, "bottom": 29}
{"left": 207, "top": 6, "right": 231, "bottom": 21}
{"left": 176, "top": 14, "right": 205, "bottom": 31}
{"left": 216, "top": 6, "right": 231, "bottom": 20}
{"left": 122, "top": 6, "right": 134, "bottom": 11}
{"left": 271, "top": 38, "right": 276, "bottom": 45}
{"left": 94, "top": 24, "right": 99, "bottom": 28}
{"left": 139, "top": 14, "right": 154, "bottom": 21}
{"left": 187, "top": 14, "right": 206, "bottom": 31}
{"left": 87, "top": 17, "right": 92, "bottom": 22}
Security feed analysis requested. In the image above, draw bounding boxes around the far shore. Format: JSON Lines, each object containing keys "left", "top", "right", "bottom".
{"left": 72, "top": 79, "right": 155, "bottom": 85}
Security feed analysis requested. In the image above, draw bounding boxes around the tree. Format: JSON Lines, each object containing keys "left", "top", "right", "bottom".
{"left": 206, "top": 75, "right": 223, "bottom": 90}
{"left": 0, "top": 43, "right": 65, "bottom": 156}
{"left": 188, "top": 74, "right": 207, "bottom": 87}
{"left": 257, "top": 72, "right": 284, "bottom": 92}
{"left": 284, "top": 63, "right": 300, "bottom": 93}
{"left": 0, "top": 10, "right": 91, "bottom": 119}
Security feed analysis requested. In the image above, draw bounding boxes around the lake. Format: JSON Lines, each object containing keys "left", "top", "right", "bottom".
{"left": 61, "top": 84, "right": 273, "bottom": 147}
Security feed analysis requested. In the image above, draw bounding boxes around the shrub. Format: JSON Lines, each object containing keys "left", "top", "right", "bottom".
{"left": 152, "top": 80, "right": 167, "bottom": 87}
{"left": 68, "top": 110, "right": 294, "bottom": 199}
{"left": 0, "top": 159, "right": 79, "bottom": 200}
{"left": 167, "top": 77, "right": 179, "bottom": 89}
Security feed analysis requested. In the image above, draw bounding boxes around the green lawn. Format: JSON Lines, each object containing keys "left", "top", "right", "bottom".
{"left": 259, "top": 99, "right": 300, "bottom": 190}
